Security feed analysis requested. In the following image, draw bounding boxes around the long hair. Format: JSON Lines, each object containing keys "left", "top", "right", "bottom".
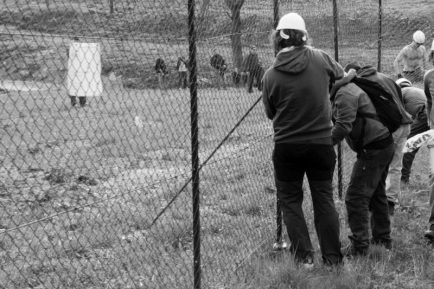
{"left": 270, "top": 29, "right": 308, "bottom": 54}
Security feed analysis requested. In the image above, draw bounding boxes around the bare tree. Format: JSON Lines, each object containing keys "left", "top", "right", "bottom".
{"left": 198, "top": 0, "right": 211, "bottom": 19}
{"left": 224, "top": 0, "right": 245, "bottom": 70}
{"left": 109, "top": 0, "right": 114, "bottom": 14}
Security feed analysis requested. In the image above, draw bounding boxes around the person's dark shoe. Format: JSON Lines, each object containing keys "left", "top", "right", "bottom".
{"left": 371, "top": 239, "right": 392, "bottom": 250}
{"left": 342, "top": 244, "right": 367, "bottom": 258}
{"left": 301, "top": 255, "right": 314, "bottom": 270}
{"left": 323, "top": 256, "right": 344, "bottom": 268}
{"left": 424, "top": 229, "right": 434, "bottom": 244}
{"left": 294, "top": 253, "right": 314, "bottom": 270}
{"left": 387, "top": 200, "right": 395, "bottom": 216}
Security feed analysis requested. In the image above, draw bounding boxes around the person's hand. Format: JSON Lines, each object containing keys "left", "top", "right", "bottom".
{"left": 346, "top": 68, "right": 357, "bottom": 80}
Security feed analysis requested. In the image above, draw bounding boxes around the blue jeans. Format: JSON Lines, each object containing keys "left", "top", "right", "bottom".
{"left": 273, "top": 143, "right": 342, "bottom": 265}
{"left": 346, "top": 143, "right": 394, "bottom": 253}
{"left": 386, "top": 124, "right": 411, "bottom": 204}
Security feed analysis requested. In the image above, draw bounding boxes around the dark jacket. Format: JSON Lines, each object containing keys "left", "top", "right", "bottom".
{"left": 332, "top": 83, "right": 391, "bottom": 151}
{"left": 262, "top": 46, "right": 344, "bottom": 144}
{"left": 155, "top": 58, "right": 168, "bottom": 74}
{"left": 210, "top": 54, "right": 227, "bottom": 72}
{"left": 242, "top": 53, "right": 260, "bottom": 73}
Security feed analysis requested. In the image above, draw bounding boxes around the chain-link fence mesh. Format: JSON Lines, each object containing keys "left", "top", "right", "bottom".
{"left": 1, "top": 0, "right": 433, "bottom": 288}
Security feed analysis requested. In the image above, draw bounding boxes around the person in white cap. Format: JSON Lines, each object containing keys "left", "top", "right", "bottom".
{"left": 423, "top": 42, "right": 434, "bottom": 243}
{"left": 393, "top": 30, "right": 427, "bottom": 83}
{"left": 262, "top": 12, "right": 344, "bottom": 268}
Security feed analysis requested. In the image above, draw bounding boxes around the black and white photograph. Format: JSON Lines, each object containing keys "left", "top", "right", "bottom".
{"left": 0, "top": 0, "right": 434, "bottom": 288}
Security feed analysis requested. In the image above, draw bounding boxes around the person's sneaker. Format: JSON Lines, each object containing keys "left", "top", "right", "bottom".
{"left": 301, "top": 255, "right": 314, "bottom": 270}
{"left": 424, "top": 229, "right": 434, "bottom": 243}
{"left": 387, "top": 200, "right": 395, "bottom": 216}
{"left": 371, "top": 239, "right": 392, "bottom": 251}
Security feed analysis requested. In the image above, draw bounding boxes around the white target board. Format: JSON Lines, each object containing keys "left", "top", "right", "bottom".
{"left": 67, "top": 42, "right": 103, "bottom": 97}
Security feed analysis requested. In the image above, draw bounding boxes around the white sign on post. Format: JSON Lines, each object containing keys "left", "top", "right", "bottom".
{"left": 67, "top": 42, "right": 103, "bottom": 97}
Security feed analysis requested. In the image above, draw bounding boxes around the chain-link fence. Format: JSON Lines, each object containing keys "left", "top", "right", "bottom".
{"left": 1, "top": 0, "right": 433, "bottom": 288}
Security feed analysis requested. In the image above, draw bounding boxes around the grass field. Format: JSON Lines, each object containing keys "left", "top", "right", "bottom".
{"left": 0, "top": 82, "right": 279, "bottom": 288}
{"left": 1, "top": 83, "right": 434, "bottom": 289}
{"left": 1, "top": 0, "right": 434, "bottom": 288}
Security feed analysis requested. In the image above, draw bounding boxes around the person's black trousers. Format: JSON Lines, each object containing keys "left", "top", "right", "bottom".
{"left": 273, "top": 143, "right": 342, "bottom": 265}
{"left": 345, "top": 143, "right": 394, "bottom": 253}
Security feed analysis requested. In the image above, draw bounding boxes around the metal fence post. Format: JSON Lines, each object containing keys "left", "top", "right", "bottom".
{"left": 377, "top": 0, "right": 383, "bottom": 72}
{"left": 332, "top": 0, "right": 343, "bottom": 200}
{"left": 188, "top": 0, "right": 200, "bottom": 288}
{"left": 271, "top": 0, "right": 288, "bottom": 251}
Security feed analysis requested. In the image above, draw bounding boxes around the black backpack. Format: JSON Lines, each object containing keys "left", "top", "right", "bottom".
{"left": 352, "top": 76, "right": 403, "bottom": 133}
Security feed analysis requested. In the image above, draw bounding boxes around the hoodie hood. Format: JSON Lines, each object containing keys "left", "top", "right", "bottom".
{"left": 357, "top": 65, "right": 377, "bottom": 77}
{"left": 273, "top": 46, "right": 310, "bottom": 74}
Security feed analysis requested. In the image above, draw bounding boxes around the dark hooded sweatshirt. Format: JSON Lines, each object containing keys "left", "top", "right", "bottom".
{"left": 262, "top": 46, "right": 344, "bottom": 144}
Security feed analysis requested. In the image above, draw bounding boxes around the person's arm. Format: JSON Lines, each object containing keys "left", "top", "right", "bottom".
{"left": 423, "top": 46, "right": 427, "bottom": 70}
{"left": 429, "top": 50, "right": 434, "bottom": 64}
{"left": 330, "top": 69, "right": 356, "bottom": 98}
{"left": 331, "top": 87, "right": 359, "bottom": 145}
{"left": 322, "top": 51, "right": 345, "bottom": 81}
{"left": 425, "top": 73, "right": 434, "bottom": 127}
{"left": 393, "top": 47, "right": 406, "bottom": 77}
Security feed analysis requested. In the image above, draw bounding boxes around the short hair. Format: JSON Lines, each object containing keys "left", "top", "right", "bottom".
{"left": 270, "top": 29, "right": 307, "bottom": 53}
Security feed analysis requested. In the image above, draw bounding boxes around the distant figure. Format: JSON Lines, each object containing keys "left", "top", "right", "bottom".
{"left": 393, "top": 30, "right": 427, "bottom": 83}
{"left": 155, "top": 58, "right": 168, "bottom": 89}
{"left": 210, "top": 49, "right": 228, "bottom": 89}
{"left": 176, "top": 56, "right": 188, "bottom": 89}
{"left": 231, "top": 67, "right": 242, "bottom": 86}
{"left": 243, "top": 45, "right": 263, "bottom": 93}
